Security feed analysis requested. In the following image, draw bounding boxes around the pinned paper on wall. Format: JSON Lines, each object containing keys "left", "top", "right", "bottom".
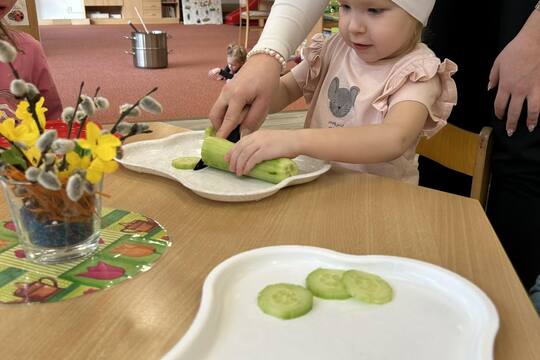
{"left": 5, "top": 0, "right": 29, "bottom": 26}
{"left": 182, "top": 0, "right": 223, "bottom": 25}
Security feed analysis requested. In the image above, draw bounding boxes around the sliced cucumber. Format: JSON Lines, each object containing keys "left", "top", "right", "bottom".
{"left": 257, "top": 283, "right": 313, "bottom": 320}
{"left": 342, "top": 270, "right": 393, "bottom": 304}
{"left": 306, "top": 268, "right": 351, "bottom": 299}
{"left": 171, "top": 156, "right": 201, "bottom": 170}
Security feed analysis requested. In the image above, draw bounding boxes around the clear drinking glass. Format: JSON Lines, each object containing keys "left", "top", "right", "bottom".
{"left": 0, "top": 176, "right": 101, "bottom": 264}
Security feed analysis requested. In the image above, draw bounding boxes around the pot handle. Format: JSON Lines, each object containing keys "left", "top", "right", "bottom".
{"left": 125, "top": 50, "right": 135, "bottom": 55}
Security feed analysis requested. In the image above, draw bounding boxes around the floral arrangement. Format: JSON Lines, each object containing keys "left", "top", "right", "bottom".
{"left": 0, "top": 39, "right": 162, "bottom": 255}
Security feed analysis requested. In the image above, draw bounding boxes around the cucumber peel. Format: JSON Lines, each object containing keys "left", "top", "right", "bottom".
{"left": 201, "top": 136, "right": 299, "bottom": 184}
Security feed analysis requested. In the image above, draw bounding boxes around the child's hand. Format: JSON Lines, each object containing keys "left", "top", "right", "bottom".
{"left": 224, "top": 129, "right": 300, "bottom": 176}
{"left": 208, "top": 68, "right": 221, "bottom": 79}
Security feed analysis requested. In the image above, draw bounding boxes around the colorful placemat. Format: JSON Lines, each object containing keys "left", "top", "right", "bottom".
{"left": 0, "top": 208, "right": 170, "bottom": 304}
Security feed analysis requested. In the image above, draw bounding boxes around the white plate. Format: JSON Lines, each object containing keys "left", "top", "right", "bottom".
{"left": 117, "top": 131, "right": 331, "bottom": 202}
{"left": 163, "top": 246, "right": 499, "bottom": 360}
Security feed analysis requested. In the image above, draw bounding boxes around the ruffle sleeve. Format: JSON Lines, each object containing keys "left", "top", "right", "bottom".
{"left": 300, "top": 33, "right": 327, "bottom": 103}
{"left": 372, "top": 55, "right": 458, "bottom": 138}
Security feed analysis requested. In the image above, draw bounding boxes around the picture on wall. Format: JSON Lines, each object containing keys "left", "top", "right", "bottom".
{"left": 181, "top": 0, "right": 223, "bottom": 25}
{"left": 5, "top": 0, "right": 29, "bottom": 26}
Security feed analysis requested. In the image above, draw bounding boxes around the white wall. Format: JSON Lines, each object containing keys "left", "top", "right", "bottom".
{"left": 36, "top": 0, "right": 85, "bottom": 20}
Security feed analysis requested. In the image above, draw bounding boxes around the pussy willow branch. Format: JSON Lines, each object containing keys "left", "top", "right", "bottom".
{"left": 67, "top": 81, "right": 85, "bottom": 140}
{"left": 110, "top": 87, "right": 158, "bottom": 134}
{"left": 76, "top": 86, "right": 100, "bottom": 139}
{"left": 7, "top": 61, "right": 43, "bottom": 134}
{"left": 7, "top": 62, "right": 19, "bottom": 80}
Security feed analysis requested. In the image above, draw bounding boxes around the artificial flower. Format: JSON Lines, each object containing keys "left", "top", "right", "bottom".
{"left": 77, "top": 121, "right": 121, "bottom": 161}
{"left": 16, "top": 97, "right": 47, "bottom": 132}
{"left": 0, "top": 117, "right": 38, "bottom": 145}
{"left": 58, "top": 151, "right": 91, "bottom": 180}
{"left": 86, "top": 157, "right": 118, "bottom": 184}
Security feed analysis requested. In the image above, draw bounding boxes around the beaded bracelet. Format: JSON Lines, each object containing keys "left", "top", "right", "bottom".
{"left": 247, "top": 47, "right": 288, "bottom": 73}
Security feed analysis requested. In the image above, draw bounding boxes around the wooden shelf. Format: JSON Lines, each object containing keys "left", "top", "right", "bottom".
{"left": 83, "top": 0, "right": 180, "bottom": 24}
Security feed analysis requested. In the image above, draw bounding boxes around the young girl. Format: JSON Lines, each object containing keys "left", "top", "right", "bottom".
{"left": 0, "top": 0, "right": 62, "bottom": 119}
{"left": 208, "top": 42, "right": 247, "bottom": 81}
{"left": 225, "top": 0, "right": 457, "bottom": 184}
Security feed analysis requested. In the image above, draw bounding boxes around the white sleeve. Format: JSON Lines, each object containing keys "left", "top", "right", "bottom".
{"left": 253, "top": 0, "right": 329, "bottom": 60}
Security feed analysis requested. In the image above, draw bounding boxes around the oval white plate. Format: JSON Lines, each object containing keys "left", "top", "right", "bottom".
{"left": 117, "top": 131, "right": 331, "bottom": 202}
{"left": 163, "top": 246, "right": 499, "bottom": 360}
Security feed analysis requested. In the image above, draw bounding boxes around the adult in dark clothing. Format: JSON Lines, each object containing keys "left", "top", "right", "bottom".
{"left": 420, "top": 0, "right": 540, "bottom": 289}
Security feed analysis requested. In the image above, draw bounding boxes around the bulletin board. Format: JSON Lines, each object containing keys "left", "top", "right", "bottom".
{"left": 181, "top": 0, "right": 223, "bottom": 25}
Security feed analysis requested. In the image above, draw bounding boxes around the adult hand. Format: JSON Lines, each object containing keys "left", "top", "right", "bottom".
{"left": 225, "top": 129, "right": 300, "bottom": 176}
{"left": 208, "top": 54, "right": 282, "bottom": 139}
{"left": 488, "top": 15, "right": 540, "bottom": 135}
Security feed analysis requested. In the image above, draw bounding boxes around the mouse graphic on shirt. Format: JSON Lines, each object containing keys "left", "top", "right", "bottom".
{"left": 328, "top": 77, "right": 359, "bottom": 119}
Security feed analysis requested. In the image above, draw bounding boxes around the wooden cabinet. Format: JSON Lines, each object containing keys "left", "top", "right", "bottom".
{"left": 85, "top": 0, "right": 124, "bottom": 5}
{"left": 84, "top": 0, "right": 180, "bottom": 24}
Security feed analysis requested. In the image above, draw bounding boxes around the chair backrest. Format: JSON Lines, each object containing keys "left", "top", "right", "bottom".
{"left": 416, "top": 124, "right": 493, "bottom": 208}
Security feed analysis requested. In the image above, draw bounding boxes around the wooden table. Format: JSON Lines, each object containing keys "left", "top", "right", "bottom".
{"left": 1, "top": 123, "right": 538, "bottom": 359}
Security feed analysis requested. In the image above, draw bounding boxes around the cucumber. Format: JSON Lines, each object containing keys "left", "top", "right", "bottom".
{"left": 306, "top": 268, "right": 351, "bottom": 299}
{"left": 201, "top": 136, "right": 299, "bottom": 184}
{"left": 171, "top": 156, "right": 201, "bottom": 170}
{"left": 342, "top": 270, "right": 393, "bottom": 304}
{"left": 204, "top": 127, "right": 216, "bottom": 138}
{"left": 257, "top": 283, "right": 313, "bottom": 320}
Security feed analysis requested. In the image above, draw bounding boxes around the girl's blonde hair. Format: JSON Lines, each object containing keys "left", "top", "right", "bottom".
{"left": 226, "top": 43, "right": 247, "bottom": 64}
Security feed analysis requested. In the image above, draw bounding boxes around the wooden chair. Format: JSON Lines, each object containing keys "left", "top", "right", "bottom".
{"left": 239, "top": 0, "right": 270, "bottom": 48}
{"left": 416, "top": 124, "right": 493, "bottom": 208}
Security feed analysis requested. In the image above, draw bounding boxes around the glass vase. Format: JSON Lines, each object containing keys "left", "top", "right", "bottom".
{"left": 0, "top": 176, "right": 101, "bottom": 264}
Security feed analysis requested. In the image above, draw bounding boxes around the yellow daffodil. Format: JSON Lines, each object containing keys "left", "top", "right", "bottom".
{"left": 16, "top": 97, "right": 47, "bottom": 133}
{"left": 24, "top": 146, "right": 41, "bottom": 166}
{"left": 78, "top": 122, "right": 121, "bottom": 161}
{"left": 58, "top": 151, "right": 91, "bottom": 180}
{"left": 86, "top": 157, "right": 118, "bottom": 184}
{"left": 0, "top": 117, "right": 39, "bottom": 145}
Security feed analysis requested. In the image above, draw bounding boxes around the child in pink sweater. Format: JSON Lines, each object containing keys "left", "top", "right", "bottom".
{"left": 0, "top": 0, "right": 62, "bottom": 119}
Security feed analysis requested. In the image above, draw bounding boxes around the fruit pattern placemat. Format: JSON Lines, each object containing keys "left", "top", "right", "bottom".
{"left": 0, "top": 208, "right": 170, "bottom": 304}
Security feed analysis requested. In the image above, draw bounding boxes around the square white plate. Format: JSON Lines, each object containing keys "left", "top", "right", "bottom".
{"left": 117, "top": 131, "right": 331, "bottom": 202}
{"left": 163, "top": 246, "right": 499, "bottom": 360}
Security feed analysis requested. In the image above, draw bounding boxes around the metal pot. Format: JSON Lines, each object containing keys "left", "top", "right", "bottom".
{"left": 125, "top": 31, "right": 170, "bottom": 69}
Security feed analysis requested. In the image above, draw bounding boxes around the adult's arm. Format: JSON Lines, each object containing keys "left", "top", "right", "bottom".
{"left": 208, "top": 0, "right": 328, "bottom": 138}
{"left": 489, "top": 8, "right": 540, "bottom": 135}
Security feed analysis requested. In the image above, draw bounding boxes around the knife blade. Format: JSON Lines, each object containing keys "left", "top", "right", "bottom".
{"left": 193, "top": 125, "right": 241, "bottom": 170}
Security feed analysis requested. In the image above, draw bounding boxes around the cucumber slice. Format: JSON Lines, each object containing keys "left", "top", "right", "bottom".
{"left": 171, "top": 156, "right": 201, "bottom": 170}
{"left": 306, "top": 268, "right": 351, "bottom": 299}
{"left": 342, "top": 270, "right": 393, "bottom": 304}
{"left": 257, "top": 283, "right": 313, "bottom": 320}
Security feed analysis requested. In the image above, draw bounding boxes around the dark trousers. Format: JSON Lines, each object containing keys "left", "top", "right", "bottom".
{"left": 420, "top": 0, "right": 539, "bottom": 288}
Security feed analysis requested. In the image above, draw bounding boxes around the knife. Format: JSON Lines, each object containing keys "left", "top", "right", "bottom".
{"left": 193, "top": 124, "right": 241, "bottom": 170}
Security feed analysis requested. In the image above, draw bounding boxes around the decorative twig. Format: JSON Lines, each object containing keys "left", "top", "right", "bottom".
{"left": 110, "top": 87, "right": 158, "bottom": 134}
{"left": 67, "top": 81, "right": 85, "bottom": 140}
{"left": 76, "top": 86, "right": 100, "bottom": 139}
{"left": 8, "top": 62, "right": 19, "bottom": 80}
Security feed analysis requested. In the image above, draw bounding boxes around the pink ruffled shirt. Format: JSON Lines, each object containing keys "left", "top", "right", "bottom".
{"left": 0, "top": 31, "right": 62, "bottom": 120}
{"left": 291, "top": 34, "right": 458, "bottom": 184}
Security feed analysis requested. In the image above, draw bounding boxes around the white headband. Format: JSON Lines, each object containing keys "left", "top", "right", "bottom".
{"left": 392, "top": 0, "right": 436, "bottom": 26}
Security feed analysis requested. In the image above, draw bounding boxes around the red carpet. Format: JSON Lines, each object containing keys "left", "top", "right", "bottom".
{"left": 39, "top": 24, "right": 307, "bottom": 124}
